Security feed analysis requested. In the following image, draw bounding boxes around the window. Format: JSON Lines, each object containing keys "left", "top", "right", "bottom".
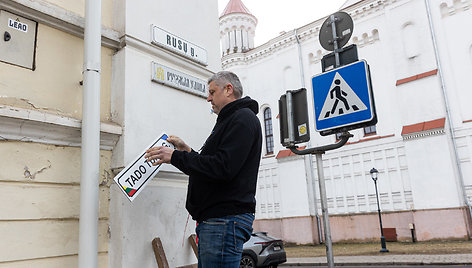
{"left": 364, "top": 125, "right": 377, "bottom": 136}
{"left": 264, "top": 108, "right": 274, "bottom": 154}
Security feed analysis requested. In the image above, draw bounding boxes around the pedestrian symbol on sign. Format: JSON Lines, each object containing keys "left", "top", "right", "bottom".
{"left": 318, "top": 72, "right": 367, "bottom": 121}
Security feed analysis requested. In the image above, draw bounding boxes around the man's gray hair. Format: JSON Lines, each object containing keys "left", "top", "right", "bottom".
{"left": 208, "top": 71, "right": 243, "bottom": 98}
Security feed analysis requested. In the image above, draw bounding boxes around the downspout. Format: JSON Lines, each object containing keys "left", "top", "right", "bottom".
{"left": 295, "top": 29, "right": 323, "bottom": 243}
{"left": 424, "top": 0, "right": 472, "bottom": 224}
{"left": 79, "top": 0, "right": 102, "bottom": 267}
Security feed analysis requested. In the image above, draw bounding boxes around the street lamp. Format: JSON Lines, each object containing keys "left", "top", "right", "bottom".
{"left": 370, "top": 167, "right": 389, "bottom": 253}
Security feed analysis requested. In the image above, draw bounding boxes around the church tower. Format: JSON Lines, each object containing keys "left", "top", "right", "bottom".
{"left": 219, "top": 0, "right": 258, "bottom": 56}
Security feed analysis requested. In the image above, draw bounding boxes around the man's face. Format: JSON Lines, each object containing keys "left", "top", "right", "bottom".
{"left": 207, "top": 81, "right": 230, "bottom": 115}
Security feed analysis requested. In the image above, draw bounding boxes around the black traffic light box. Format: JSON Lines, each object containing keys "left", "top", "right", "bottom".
{"left": 278, "top": 88, "right": 310, "bottom": 147}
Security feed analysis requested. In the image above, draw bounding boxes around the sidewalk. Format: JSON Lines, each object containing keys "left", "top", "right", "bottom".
{"left": 283, "top": 254, "right": 472, "bottom": 266}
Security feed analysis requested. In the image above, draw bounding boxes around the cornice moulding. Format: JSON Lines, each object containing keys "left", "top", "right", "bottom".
{"left": 0, "top": 105, "right": 122, "bottom": 150}
{"left": 122, "top": 35, "right": 215, "bottom": 78}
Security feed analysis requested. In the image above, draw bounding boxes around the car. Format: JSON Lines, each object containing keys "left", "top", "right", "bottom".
{"left": 240, "top": 231, "right": 287, "bottom": 268}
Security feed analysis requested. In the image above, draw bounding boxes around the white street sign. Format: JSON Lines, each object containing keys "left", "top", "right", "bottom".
{"left": 151, "top": 25, "right": 208, "bottom": 65}
{"left": 151, "top": 62, "right": 207, "bottom": 98}
{"left": 113, "top": 133, "right": 174, "bottom": 202}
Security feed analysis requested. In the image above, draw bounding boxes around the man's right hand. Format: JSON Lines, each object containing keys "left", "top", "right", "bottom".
{"left": 168, "top": 135, "right": 192, "bottom": 152}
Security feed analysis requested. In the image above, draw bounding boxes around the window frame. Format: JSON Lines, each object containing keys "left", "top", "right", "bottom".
{"left": 263, "top": 107, "right": 274, "bottom": 155}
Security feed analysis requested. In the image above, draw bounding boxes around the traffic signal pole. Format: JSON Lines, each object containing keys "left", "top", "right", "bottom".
{"left": 280, "top": 11, "right": 366, "bottom": 268}
{"left": 287, "top": 132, "right": 352, "bottom": 268}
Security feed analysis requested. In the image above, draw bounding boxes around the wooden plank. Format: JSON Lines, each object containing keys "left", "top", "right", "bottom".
{"left": 188, "top": 234, "right": 198, "bottom": 257}
{"left": 152, "top": 237, "right": 169, "bottom": 268}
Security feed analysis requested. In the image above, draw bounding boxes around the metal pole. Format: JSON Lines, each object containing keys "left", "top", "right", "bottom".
{"left": 295, "top": 29, "right": 322, "bottom": 243}
{"left": 374, "top": 180, "right": 388, "bottom": 252}
{"left": 79, "top": 0, "right": 101, "bottom": 267}
{"left": 315, "top": 153, "right": 334, "bottom": 267}
{"left": 329, "top": 15, "right": 340, "bottom": 68}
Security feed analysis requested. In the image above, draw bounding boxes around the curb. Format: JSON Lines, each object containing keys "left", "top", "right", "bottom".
{"left": 280, "top": 255, "right": 472, "bottom": 266}
{"left": 282, "top": 262, "right": 472, "bottom": 266}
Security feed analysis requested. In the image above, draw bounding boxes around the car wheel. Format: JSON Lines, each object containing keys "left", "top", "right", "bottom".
{"left": 240, "top": 254, "right": 256, "bottom": 268}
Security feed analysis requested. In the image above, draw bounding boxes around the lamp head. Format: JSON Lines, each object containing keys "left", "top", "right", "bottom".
{"left": 370, "top": 167, "right": 378, "bottom": 181}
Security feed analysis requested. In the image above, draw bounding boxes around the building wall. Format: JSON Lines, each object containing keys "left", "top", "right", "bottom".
{"left": 0, "top": 0, "right": 120, "bottom": 266}
{"left": 109, "top": 0, "right": 220, "bottom": 267}
{"left": 223, "top": 0, "right": 472, "bottom": 244}
{"left": 0, "top": 24, "right": 114, "bottom": 121}
{"left": 0, "top": 142, "right": 112, "bottom": 267}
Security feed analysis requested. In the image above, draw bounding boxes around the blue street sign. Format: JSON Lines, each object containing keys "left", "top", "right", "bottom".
{"left": 312, "top": 60, "right": 375, "bottom": 134}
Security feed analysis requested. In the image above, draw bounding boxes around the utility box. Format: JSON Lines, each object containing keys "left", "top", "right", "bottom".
{"left": 279, "top": 88, "right": 310, "bottom": 147}
{"left": 0, "top": 10, "right": 38, "bottom": 70}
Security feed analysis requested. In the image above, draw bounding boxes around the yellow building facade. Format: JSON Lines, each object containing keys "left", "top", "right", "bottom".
{"left": 0, "top": 0, "right": 120, "bottom": 266}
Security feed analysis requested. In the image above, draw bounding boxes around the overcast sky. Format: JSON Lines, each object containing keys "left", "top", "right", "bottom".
{"left": 218, "top": 0, "right": 348, "bottom": 46}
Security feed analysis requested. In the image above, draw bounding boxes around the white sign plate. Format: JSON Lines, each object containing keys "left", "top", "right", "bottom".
{"left": 151, "top": 25, "right": 208, "bottom": 65}
{"left": 8, "top": 18, "right": 28, "bottom": 33}
{"left": 151, "top": 61, "right": 207, "bottom": 98}
{"left": 113, "top": 133, "right": 175, "bottom": 202}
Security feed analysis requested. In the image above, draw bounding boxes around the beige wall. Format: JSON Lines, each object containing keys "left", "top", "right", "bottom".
{"left": 0, "top": 24, "right": 113, "bottom": 122}
{"left": 43, "top": 0, "right": 114, "bottom": 29}
{"left": 0, "top": 142, "right": 112, "bottom": 266}
{"left": 0, "top": 2, "right": 117, "bottom": 266}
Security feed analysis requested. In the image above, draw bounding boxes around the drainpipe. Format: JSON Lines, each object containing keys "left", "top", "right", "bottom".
{"left": 295, "top": 29, "right": 323, "bottom": 243}
{"left": 79, "top": 0, "right": 101, "bottom": 267}
{"left": 424, "top": 0, "right": 472, "bottom": 223}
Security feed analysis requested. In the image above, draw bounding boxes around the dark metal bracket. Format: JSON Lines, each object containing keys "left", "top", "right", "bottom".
{"left": 288, "top": 132, "right": 353, "bottom": 155}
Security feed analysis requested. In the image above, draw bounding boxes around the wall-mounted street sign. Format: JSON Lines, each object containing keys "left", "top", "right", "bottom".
{"left": 151, "top": 62, "right": 207, "bottom": 98}
{"left": 312, "top": 60, "right": 376, "bottom": 136}
{"left": 113, "top": 133, "right": 175, "bottom": 202}
{"left": 151, "top": 25, "right": 208, "bottom": 66}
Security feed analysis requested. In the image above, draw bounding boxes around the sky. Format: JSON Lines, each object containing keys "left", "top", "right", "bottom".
{"left": 217, "top": 0, "right": 349, "bottom": 46}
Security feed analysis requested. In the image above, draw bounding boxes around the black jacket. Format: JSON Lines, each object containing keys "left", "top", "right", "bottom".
{"left": 171, "top": 96, "right": 262, "bottom": 222}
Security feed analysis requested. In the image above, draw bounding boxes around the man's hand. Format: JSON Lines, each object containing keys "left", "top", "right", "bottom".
{"left": 168, "top": 135, "right": 191, "bottom": 152}
{"left": 145, "top": 146, "right": 175, "bottom": 165}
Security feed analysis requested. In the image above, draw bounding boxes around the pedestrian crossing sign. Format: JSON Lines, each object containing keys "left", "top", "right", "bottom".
{"left": 312, "top": 60, "right": 376, "bottom": 135}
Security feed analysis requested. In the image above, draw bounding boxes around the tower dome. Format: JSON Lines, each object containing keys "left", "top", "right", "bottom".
{"left": 219, "top": 0, "right": 258, "bottom": 55}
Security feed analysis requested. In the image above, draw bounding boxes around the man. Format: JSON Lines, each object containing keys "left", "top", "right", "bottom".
{"left": 145, "top": 71, "right": 262, "bottom": 267}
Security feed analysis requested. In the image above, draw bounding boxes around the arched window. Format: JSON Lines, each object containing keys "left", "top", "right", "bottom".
{"left": 264, "top": 108, "right": 274, "bottom": 154}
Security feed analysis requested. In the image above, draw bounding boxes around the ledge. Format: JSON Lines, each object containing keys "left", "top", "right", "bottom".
{"left": 396, "top": 69, "right": 438, "bottom": 86}
{"left": 0, "top": 105, "right": 122, "bottom": 150}
{"left": 401, "top": 118, "right": 445, "bottom": 135}
{"left": 275, "top": 146, "right": 306, "bottom": 159}
{"left": 401, "top": 118, "right": 445, "bottom": 141}
{"left": 346, "top": 134, "right": 395, "bottom": 145}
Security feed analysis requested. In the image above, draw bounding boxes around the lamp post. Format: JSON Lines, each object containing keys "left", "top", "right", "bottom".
{"left": 370, "top": 168, "right": 389, "bottom": 253}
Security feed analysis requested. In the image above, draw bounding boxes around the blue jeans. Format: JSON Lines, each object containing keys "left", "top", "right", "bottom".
{"left": 196, "top": 213, "right": 254, "bottom": 268}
